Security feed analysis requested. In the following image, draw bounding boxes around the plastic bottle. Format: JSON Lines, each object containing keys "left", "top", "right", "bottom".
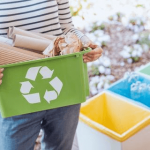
{"left": 130, "top": 82, "right": 147, "bottom": 102}
{"left": 123, "top": 72, "right": 131, "bottom": 96}
{"left": 128, "top": 72, "right": 139, "bottom": 84}
{"left": 124, "top": 72, "right": 139, "bottom": 96}
{"left": 145, "top": 84, "right": 150, "bottom": 106}
{"left": 139, "top": 83, "right": 147, "bottom": 102}
{"left": 130, "top": 83, "right": 139, "bottom": 100}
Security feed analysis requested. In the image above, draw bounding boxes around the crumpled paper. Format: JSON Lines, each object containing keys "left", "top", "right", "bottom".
{"left": 43, "top": 33, "right": 82, "bottom": 57}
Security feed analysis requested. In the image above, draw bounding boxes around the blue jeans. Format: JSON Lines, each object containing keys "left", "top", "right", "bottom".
{"left": 0, "top": 104, "right": 80, "bottom": 150}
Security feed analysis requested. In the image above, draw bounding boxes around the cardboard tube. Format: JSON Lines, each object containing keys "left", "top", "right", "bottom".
{"left": 13, "top": 34, "right": 51, "bottom": 51}
{"left": 7, "top": 27, "right": 13, "bottom": 38}
{"left": 8, "top": 27, "right": 49, "bottom": 41}
{"left": 8, "top": 26, "right": 57, "bottom": 40}
{"left": 0, "top": 42, "right": 44, "bottom": 58}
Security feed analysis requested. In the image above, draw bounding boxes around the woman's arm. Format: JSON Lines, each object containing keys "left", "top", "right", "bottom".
{"left": 57, "top": 0, "right": 103, "bottom": 62}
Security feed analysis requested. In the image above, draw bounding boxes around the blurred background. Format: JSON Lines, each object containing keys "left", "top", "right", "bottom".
{"left": 69, "top": 0, "right": 150, "bottom": 97}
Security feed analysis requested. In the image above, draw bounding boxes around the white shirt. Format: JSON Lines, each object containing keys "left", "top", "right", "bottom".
{"left": 0, "top": 0, "right": 84, "bottom": 39}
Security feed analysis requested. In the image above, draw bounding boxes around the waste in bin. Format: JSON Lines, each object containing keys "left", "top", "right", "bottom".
{"left": 77, "top": 92, "right": 150, "bottom": 150}
{"left": 107, "top": 74, "right": 150, "bottom": 109}
{"left": 0, "top": 51, "right": 90, "bottom": 118}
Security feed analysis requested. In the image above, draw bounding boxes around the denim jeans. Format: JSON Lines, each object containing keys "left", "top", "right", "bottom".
{"left": 0, "top": 104, "right": 80, "bottom": 150}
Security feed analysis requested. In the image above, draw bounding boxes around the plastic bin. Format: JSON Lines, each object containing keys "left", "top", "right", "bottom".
{"left": 0, "top": 51, "right": 90, "bottom": 118}
{"left": 77, "top": 92, "right": 150, "bottom": 150}
{"left": 138, "top": 63, "right": 150, "bottom": 78}
{"left": 107, "top": 74, "right": 150, "bottom": 109}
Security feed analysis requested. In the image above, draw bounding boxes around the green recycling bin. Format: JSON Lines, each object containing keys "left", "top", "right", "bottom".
{"left": 138, "top": 63, "right": 150, "bottom": 78}
{"left": 0, "top": 51, "right": 90, "bottom": 118}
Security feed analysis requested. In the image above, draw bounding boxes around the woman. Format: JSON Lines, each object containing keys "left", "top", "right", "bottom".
{"left": 0, "top": 0, "right": 102, "bottom": 149}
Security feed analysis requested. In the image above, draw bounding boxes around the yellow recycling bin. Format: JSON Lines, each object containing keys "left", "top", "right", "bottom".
{"left": 77, "top": 92, "right": 150, "bottom": 150}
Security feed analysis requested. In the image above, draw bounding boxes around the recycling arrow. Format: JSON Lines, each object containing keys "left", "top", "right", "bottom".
{"left": 23, "top": 93, "right": 40, "bottom": 104}
{"left": 20, "top": 81, "right": 33, "bottom": 94}
{"left": 20, "top": 66, "right": 63, "bottom": 104}
{"left": 49, "top": 77, "right": 63, "bottom": 95}
{"left": 39, "top": 66, "right": 54, "bottom": 79}
{"left": 44, "top": 90, "right": 57, "bottom": 103}
{"left": 25, "top": 66, "right": 41, "bottom": 81}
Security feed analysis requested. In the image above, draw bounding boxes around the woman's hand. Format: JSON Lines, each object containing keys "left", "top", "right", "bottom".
{"left": 0, "top": 68, "right": 4, "bottom": 85}
{"left": 83, "top": 42, "right": 103, "bottom": 63}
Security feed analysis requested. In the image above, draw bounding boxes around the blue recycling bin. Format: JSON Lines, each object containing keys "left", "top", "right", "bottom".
{"left": 107, "top": 74, "right": 150, "bottom": 109}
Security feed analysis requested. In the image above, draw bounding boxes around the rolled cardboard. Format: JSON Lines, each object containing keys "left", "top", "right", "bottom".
{"left": 7, "top": 26, "right": 13, "bottom": 38}
{"left": 8, "top": 27, "right": 49, "bottom": 41}
{"left": 0, "top": 42, "right": 44, "bottom": 58}
{"left": 8, "top": 27, "right": 57, "bottom": 41}
{"left": 13, "top": 34, "right": 52, "bottom": 51}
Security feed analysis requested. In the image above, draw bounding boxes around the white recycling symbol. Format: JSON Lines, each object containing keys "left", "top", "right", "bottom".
{"left": 20, "top": 66, "right": 63, "bottom": 104}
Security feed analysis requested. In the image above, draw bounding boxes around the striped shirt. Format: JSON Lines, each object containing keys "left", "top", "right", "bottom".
{"left": 0, "top": 0, "right": 85, "bottom": 40}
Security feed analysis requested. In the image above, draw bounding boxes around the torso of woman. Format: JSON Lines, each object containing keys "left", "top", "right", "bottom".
{"left": 0, "top": 0, "right": 72, "bottom": 37}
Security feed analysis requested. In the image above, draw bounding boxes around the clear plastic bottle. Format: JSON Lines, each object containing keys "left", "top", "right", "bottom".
{"left": 135, "top": 81, "right": 141, "bottom": 86}
{"left": 123, "top": 72, "right": 130, "bottom": 84}
{"left": 130, "top": 82, "right": 147, "bottom": 102}
{"left": 146, "top": 84, "right": 150, "bottom": 106}
{"left": 124, "top": 72, "right": 139, "bottom": 96}
{"left": 130, "top": 83, "right": 139, "bottom": 100}
{"left": 128, "top": 72, "right": 139, "bottom": 84}
{"left": 139, "top": 83, "right": 147, "bottom": 102}
{"left": 123, "top": 72, "right": 131, "bottom": 96}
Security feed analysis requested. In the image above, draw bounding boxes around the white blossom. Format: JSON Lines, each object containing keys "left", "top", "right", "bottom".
{"left": 90, "top": 86, "right": 98, "bottom": 95}
{"left": 131, "top": 50, "right": 138, "bottom": 57}
{"left": 104, "top": 82, "right": 110, "bottom": 89}
{"left": 127, "top": 58, "right": 133, "bottom": 64}
{"left": 93, "top": 59, "right": 100, "bottom": 66}
{"left": 142, "top": 44, "right": 149, "bottom": 52}
{"left": 99, "top": 56, "right": 111, "bottom": 67}
{"left": 105, "top": 68, "right": 111, "bottom": 75}
{"left": 132, "top": 34, "right": 139, "bottom": 42}
{"left": 106, "top": 75, "right": 115, "bottom": 81}
{"left": 98, "top": 66, "right": 105, "bottom": 74}
{"left": 120, "top": 50, "right": 131, "bottom": 59}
